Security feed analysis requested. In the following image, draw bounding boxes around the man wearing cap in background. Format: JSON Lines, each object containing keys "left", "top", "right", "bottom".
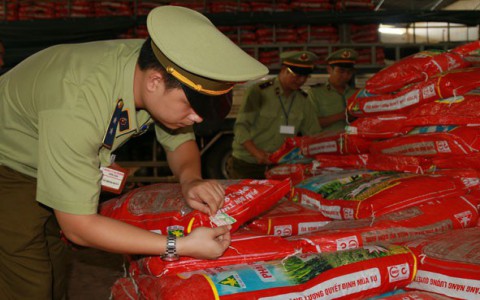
{"left": 309, "top": 48, "right": 358, "bottom": 132}
{"left": 230, "top": 51, "right": 322, "bottom": 179}
{"left": 0, "top": 6, "right": 267, "bottom": 299}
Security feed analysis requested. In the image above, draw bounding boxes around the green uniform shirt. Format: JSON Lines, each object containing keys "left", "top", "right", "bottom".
{"left": 309, "top": 82, "right": 356, "bottom": 132}
{"left": 0, "top": 40, "right": 194, "bottom": 214}
{"left": 232, "top": 77, "right": 321, "bottom": 163}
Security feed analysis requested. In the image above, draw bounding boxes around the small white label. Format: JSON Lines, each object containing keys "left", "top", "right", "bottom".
{"left": 210, "top": 212, "right": 236, "bottom": 226}
{"left": 280, "top": 125, "right": 295, "bottom": 134}
{"left": 100, "top": 167, "right": 125, "bottom": 189}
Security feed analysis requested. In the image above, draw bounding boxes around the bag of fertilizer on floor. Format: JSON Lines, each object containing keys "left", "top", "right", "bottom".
{"left": 369, "top": 125, "right": 480, "bottom": 158}
{"left": 404, "top": 227, "right": 480, "bottom": 300}
{"left": 348, "top": 67, "right": 480, "bottom": 117}
{"left": 244, "top": 199, "right": 332, "bottom": 236}
{"left": 148, "top": 244, "right": 416, "bottom": 300}
{"left": 128, "top": 229, "right": 303, "bottom": 277}
{"left": 291, "top": 170, "right": 473, "bottom": 220}
{"left": 100, "top": 179, "right": 290, "bottom": 235}
{"left": 287, "top": 194, "right": 479, "bottom": 253}
{"left": 372, "top": 290, "right": 455, "bottom": 299}
{"left": 346, "top": 113, "right": 412, "bottom": 139}
{"left": 365, "top": 49, "right": 470, "bottom": 95}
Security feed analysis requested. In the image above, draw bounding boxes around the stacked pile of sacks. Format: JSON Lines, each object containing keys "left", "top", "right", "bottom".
{"left": 103, "top": 41, "right": 480, "bottom": 299}
{"left": 102, "top": 175, "right": 480, "bottom": 299}
{"left": 266, "top": 40, "right": 480, "bottom": 185}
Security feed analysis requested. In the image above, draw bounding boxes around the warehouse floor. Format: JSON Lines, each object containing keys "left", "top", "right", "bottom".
{"left": 67, "top": 247, "right": 125, "bottom": 300}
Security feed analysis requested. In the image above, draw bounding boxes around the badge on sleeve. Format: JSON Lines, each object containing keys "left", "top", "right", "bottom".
{"left": 103, "top": 99, "right": 124, "bottom": 150}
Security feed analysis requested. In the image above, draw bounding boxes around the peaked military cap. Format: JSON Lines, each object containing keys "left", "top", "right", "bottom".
{"left": 280, "top": 50, "right": 318, "bottom": 76}
{"left": 147, "top": 6, "right": 268, "bottom": 120}
{"left": 326, "top": 48, "right": 358, "bottom": 68}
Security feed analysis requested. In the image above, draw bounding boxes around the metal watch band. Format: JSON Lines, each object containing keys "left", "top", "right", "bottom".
{"left": 162, "top": 235, "right": 179, "bottom": 261}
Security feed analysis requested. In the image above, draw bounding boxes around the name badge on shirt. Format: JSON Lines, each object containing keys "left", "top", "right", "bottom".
{"left": 100, "top": 164, "right": 127, "bottom": 194}
{"left": 280, "top": 125, "right": 295, "bottom": 134}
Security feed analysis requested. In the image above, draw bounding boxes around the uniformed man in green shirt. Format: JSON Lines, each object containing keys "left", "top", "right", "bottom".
{"left": 309, "top": 48, "right": 358, "bottom": 132}
{"left": 230, "top": 51, "right": 322, "bottom": 179}
{"left": 0, "top": 6, "right": 268, "bottom": 299}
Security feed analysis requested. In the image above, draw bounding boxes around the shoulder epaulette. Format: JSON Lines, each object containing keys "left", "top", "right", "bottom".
{"left": 299, "top": 89, "right": 309, "bottom": 97}
{"left": 259, "top": 79, "right": 274, "bottom": 89}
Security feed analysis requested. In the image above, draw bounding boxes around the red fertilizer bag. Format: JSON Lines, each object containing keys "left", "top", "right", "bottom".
{"left": 110, "top": 277, "right": 139, "bottom": 300}
{"left": 374, "top": 290, "right": 455, "bottom": 300}
{"left": 405, "top": 90, "right": 480, "bottom": 127}
{"left": 346, "top": 113, "right": 412, "bottom": 139}
{"left": 433, "top": 153, "right": 480, "bottom": 170}
{"left": 100, "top": 179, "right": 291, "bottom": 235}
{"left": 245, "top": 199, "right": 332, "bottom": 236}
{"left": 268, "top": 137, "right": 307, "bottom": 164}
{"left": 365, "top": 49, "right": 470, "bottom": 94}
{"left": 287, "top": 194, "right": 479, "bottom": 253}
{"left": 313, "top": 154, "right": 369, "bottom": 169}
{"left": 366, "top": 154, "right": 433, "bottom": 174}
{"left": 265, "top": 163, "right": 352, "bottom": 186}
{"left": 265, "top": 163, "right": 309, "bottom": 184}
{"left": 369, "top": 125, "right": 480, "bottom": 158}
{"left": 300, "top": 130, "right": 372, "bottom": 156}
{"left": 404, "top": 227, "right": 480, "bottom": 299}
{"left": 291, "top": 171, "right": 473, "bottom": 220}
{"left": 151, "top": 244, "right": 416, "bottom": 300}
{"left": 451, "top": 40, "right": 480, "bottom": 57}
{"left": 348, "top": 68, "right": 480, "bottom": 117}
{"left": 128, "top": 229, "right": 303, "bottom": 277}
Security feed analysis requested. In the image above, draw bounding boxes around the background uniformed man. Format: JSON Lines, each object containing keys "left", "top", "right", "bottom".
{"left": 309, "top": 48, "right": 358, "bottom": 132}
{"left": 230, "top": 50, "right": 322, "bottom": 179}
{"left": 0, "top": 6, "right": 268, "bottom": 299}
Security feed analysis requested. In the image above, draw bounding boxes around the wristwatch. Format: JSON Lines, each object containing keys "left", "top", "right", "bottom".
{"left": 162, "top": 235, "right": 179, "bottom": 261}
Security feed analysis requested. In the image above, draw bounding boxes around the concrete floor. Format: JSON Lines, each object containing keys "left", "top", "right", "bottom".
{"left": 67, "top": 247, "right": 125, "bottom": 300}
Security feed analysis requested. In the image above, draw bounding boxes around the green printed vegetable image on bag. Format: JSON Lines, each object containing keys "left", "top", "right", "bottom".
{"left": 157, "top": 244, "right": 416, "bottom": 299}
{"left": 283, "top": 244, "right": 403, "bottom": 284}
{"left": 292, "top": 171, "right": 471, "bottom": 219}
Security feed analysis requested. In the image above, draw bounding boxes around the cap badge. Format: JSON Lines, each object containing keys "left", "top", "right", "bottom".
{"left": 300, "top": 53, "right": 308, "bottom": 61}
{"left": 341, "top": 51, "right": 351, "bottom": 58}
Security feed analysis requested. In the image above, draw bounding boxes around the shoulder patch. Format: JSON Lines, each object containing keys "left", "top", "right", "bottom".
{"left": 259, "top": 79, "right": 274, "bottom": 89}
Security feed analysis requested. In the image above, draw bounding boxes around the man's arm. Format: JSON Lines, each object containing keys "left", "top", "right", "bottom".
{"left": 166, "top": 139, "right": 225, "bottom": 216}
{"left": 318, "top": 111, "right": 345, "bottom": 127}
{"left": 55, "top": 210, "right": 231, "bottom": 259}
{"left": 242, "top": 139, "right": 271, "bottom": 164}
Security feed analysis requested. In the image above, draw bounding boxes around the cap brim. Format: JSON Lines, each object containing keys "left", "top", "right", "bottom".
{"left": 329, "top": 62, "right": 355, "bottom": 68}
{"left": 288, "top": 66, "right": 314, "bottom": 76}
{"left": 181, "top": 83, "right": 232, "bottom": 122}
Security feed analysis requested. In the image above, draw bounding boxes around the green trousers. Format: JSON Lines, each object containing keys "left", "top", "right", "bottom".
{"left": 0, "top": 166, "right": 70, "bottom": 300}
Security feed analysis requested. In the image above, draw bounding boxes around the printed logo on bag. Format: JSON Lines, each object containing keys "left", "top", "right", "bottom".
{"left": 219, "top": 274, "right": 245, "bottom": 288}
{"left": 274, "top": 225, "right": 292, "bottom": 236}
{"left": 336, "top": 236, "right": 359, "bottom": 250}
{"left": 387, "top": 263, "right": 410, "bottom": 283}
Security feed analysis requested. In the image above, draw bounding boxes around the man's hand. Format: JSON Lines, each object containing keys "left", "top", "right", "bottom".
{"left": 177, "top": 225, "right": 231, "bottom": 259}
{"left": 253, "top": 149, "right": 272, "bottom": 165}
{"left": 182, "top": 179, "right": 225, "bottom": 216}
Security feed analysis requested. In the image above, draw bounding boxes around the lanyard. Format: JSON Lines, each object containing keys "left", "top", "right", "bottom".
{"left": 277, "top": 94, "right": 295, "bottom": 125}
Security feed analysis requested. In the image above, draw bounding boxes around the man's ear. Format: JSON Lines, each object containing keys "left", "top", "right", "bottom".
{"left": 146, "top": 70, "right": 164, "bottom": 93}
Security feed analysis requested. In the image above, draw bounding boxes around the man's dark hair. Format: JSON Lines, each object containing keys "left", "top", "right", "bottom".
{"left": 138, "top": 38, "right": 181, "bottom": 90}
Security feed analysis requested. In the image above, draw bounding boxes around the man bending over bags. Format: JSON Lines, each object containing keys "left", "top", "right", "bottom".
{"left": 0, "top": 6, "right": 268, "bottom": 299}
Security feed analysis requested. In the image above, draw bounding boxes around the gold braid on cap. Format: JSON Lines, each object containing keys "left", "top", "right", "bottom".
{"left": 283, "top": 61, "right": 314, "bottom": 69}
{"left": 151, "top": 41, "right": 234, "bottom": 96}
